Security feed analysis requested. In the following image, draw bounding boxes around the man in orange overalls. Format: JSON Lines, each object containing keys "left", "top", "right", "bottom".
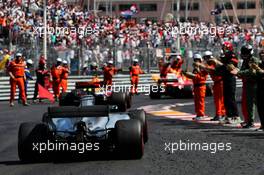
{"left": 102, "top": 60, "right": 118, "bottom": 87}
{"left": 61, "top": 60, "right": 70, "bottom": 93}
{"left": 184, "top": 54, "right": 208, "bottom": 120}
{"left": 202, "top": 51, "right": 226, "bottom": 121}
{"left": 51, "top": 58, "right": 63, "bottom": 100}
{"left": 129, "top": 58, "right": 144, "bottom": 94}
{"left": 8, "top": 53, "right": 29, "bottom": 107}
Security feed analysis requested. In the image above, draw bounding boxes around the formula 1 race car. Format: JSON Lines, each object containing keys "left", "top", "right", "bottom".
{"left": 149, "top": 73, "right": 212, "bottom": 99}
{"left": 59, "top": 81, "right": 132, "bottom": 112}
{"left": 18, "top": 106, "right": 148, "bottom": 162}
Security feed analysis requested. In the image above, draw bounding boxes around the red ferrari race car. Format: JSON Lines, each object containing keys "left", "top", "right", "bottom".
{"left": 149, "top": 73, "right": 212, "bottom": 99}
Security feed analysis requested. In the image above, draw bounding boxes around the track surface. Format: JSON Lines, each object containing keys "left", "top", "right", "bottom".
{"left": 1, "top": 94, "right": 264, "bottom": 175}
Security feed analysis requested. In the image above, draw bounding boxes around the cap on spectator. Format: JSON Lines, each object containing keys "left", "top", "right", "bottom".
{"left": 193, "top": 54, "right": 203, "bottom": 61}
{"left": 62, "top": 60, "right": 68, "bottom": 64}
{"left": 133, "top": 58, "right": 139, "bottom": 63}
{"left": 83, "top": 63, "right": 88, "bottom": 68}
{"left": 204, "top": 51, "right": 213, "bottom": 57}
{"left": 16, "top": 53, "right": 22, "bottom": 57}
{"left": 108, "top": 60, "right": 113, "bottom": 64}
{"left": 26, "top": 59, "right": 34, "bottom": 65}
{"left": 176, "top": 56, "right": 182, "bottom": 60}
{"left": 56, "top": 58, "right": 62, "bottom": 62}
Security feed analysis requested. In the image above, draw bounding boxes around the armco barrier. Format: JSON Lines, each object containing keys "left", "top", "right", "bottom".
{"left": 0, "top": 74, "right": 242, "bottom": 101}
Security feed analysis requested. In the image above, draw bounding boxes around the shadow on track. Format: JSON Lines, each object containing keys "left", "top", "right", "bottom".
{"left": 0, "top": 152, "right": 145, "bottom": 166}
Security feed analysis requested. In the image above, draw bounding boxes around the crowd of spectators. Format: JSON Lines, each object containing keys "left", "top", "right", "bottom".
{"left": 0, "top": 0, "right": 264, "bottom": 72}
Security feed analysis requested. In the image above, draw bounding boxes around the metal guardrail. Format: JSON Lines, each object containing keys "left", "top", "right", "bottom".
{"left": 0, "top": 74, "right": 242, "bottom": 101}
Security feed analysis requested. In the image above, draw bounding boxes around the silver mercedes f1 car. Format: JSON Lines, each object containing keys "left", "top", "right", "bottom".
{"left": 18, "top": 105, "right": 148, "bottom": 162}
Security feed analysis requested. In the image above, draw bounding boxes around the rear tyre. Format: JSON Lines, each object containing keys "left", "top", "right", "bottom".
{"left": 111, "top": 92, "right": 127, "bottom": 112}
{"left": 115, "top": 119, "right": 144, "bottom": 159}
{"left": 125, "top": 92, "right": 132, "bottom": 109}
{"left": 18, "top": 122, "right": 50, "bottom": 162}
{"left": 129, "top": 109, "right": 148, "bottom": 143}
{"left": 59, "top": 91, "right": 80, "bottom": 106}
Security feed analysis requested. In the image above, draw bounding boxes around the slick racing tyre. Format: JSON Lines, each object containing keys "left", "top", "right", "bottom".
{"left": 59, "top": 91, "right": 80, "bottom": 106}
{"left": 115, "top": 119, "right": 144, "bottom": 159}
{"left": 129, "top": 109, "right": 148, "bottom": 143}
{"left": 18, "top": 122, "right": 50, "bottom": 162}
{"left": 125, "top": 92, "right": 132, "bottom": 109}
{"left": 111, "top": 92, "right": 127, "bottom": 112}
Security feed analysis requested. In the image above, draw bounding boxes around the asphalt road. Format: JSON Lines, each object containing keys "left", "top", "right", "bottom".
{"left": 1, "top": 93, "right": 264, "bottom": 175}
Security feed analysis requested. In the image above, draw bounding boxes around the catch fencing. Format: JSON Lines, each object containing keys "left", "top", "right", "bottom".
{"left": 0, "top": 74, "right": 242, "bottom": 101}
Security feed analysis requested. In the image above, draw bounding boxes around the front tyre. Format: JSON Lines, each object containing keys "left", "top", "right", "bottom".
{"left": 111, "top": 92, "right": 127, "bottom": 112}
{"left": 129, "top": 109, "right": 148, "bottom": 143}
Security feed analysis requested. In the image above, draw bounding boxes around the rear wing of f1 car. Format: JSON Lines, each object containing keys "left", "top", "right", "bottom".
{"left": 47, "top": 105, "right": 109, "bottom": 118}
